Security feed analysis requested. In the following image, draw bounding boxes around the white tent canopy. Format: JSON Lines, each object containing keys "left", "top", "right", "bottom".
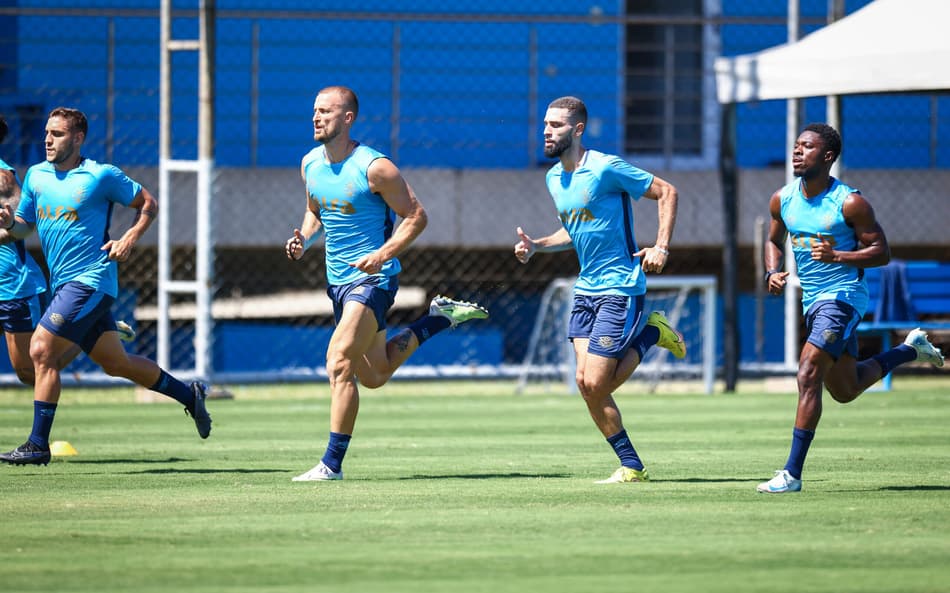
{"left": 715, "top": 0, "right": 950, "bottom": 103}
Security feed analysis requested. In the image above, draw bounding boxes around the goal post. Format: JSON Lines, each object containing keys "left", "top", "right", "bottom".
{"left": 517, "top": 275, "right": 718, "bottom": 394}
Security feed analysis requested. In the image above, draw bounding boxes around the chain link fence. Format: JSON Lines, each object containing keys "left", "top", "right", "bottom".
{"left": 1, "top": 2, "right": 947, "bottom": 385}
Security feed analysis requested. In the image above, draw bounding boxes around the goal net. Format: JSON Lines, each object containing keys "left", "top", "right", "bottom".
{"left": 516, "top": 276, "right": 717, "bottom": 394}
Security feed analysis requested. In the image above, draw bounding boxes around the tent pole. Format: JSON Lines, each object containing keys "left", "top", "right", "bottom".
{"left": 784, "top": 0, "right": 801, "bottom": 372}
{"left": 719, "top": 101, "right": 739, "bottom": 392}
{"left": 827, "top": 0, "right": 844, "bottom": 179}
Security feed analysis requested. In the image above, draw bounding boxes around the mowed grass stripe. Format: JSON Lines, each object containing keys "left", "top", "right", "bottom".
{"left": 0, "top": 380, "right": 948, "bottom": 593}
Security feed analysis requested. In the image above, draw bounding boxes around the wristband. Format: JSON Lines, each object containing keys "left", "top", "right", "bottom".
{"left": 764, "top": 269, "right": 781, "bottom": 281}
{"left": 303, "top": 228, "right": 324, "bottom": 250}
{"left": 654, "top": 246, "right": 669, "bottom": 256}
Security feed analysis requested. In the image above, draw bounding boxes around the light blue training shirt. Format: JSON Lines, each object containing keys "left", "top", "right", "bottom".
{"left": 545, "top": 149, "right": 654, "bottom": 296}
{"left": 302, "top": 143, "right": 400, "bottom": 286}
{"left": 0, "top": 158, "right": 46, "bottom": 301}
{"left": 779, "top": 177, "right": 869, "bottom": 315}
{"left": 17, "top": 158, "right": 141, "bottom": 296}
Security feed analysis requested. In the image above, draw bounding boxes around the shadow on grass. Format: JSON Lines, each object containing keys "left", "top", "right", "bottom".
{"left": 64, "top": 457, "right": 192, "bottom": 464}
{"left": 879, "top": 485, "right": 950, "bottom": 492}
{"left": 53, "top": 459, "right": 289, "bottom": 475}
{"left": 122, "top": 468, "right": 289, "bottom": 475}
{"left": 399, "top": 472, "right": 571, "bottom": 480}
{"left": 653, "top": 477, "right": 764, "bottom": 484}
{"left": 399, "top": 474, "right": 768, "bottom": 482}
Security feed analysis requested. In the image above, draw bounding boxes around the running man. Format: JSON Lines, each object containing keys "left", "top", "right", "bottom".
{"left": 285, "top": 86, "right": 487, "bottom": 481}
{"left": 0, "top": 114, "right": 134, "bottom": 388}
{"left": 0, "top": 107, "right": 211, "bottom": 466}
{"left": 0, "top": 114, "right": 50, "bottom": 386}
{"left": 514, "top": 96, "right": 686, "bottom": 484}
{"left": 757, "top": 122, "right": 944, "bottom": 494}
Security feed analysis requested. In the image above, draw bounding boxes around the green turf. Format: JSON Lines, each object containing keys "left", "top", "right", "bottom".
{"left": 1, "top": 378, "right": 948, "bottom": 593}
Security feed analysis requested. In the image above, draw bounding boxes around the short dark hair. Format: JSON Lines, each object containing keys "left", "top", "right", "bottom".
{"left": 803, "top": 122, "right": 842, "bottom": 162}
{"left": 0, "top": 115, "right": 7, "bottom": 144}
{"left": 48, "top": 107, "right": 88, "bottom": 137}
{"left": 548, "top": 96, "right": 588, "bottom": 126}
{"left": 320, "top": 86, "right": 359, "bottom": 119}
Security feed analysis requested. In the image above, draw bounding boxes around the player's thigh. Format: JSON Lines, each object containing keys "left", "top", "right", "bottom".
{"left": 357, "top": 329, "right": 392, "bottom": 376}
{"left": 39, "top": 281, "right": 118, "bottom": 355}
{"left": 822, "top": 352, "right": 860, "bottom": 395}
{"left": 5, "top": 331, "right": 32, "bottom": 370}
{"left": 0, "top": 294, "right": 43, "bottom": 366}
{"left": 86, "top": 331, "right": 131, "bottom": 372}
{"left": 573, "top": 338, "right": 589, "bottom": 381}
{"left": 30, "top": 324, "right": 79, "bottom": 367}
{"left": 579, "top": 350, "right": 619, "bottom": 393}
{"left": 329, "top": 300, "right": 382, "bottom": 361}
{"left": 803, "top": 300, "right": 861, "bottom": 363}
{"left": 586, "top": 295, "right": 641, "bottom": 360}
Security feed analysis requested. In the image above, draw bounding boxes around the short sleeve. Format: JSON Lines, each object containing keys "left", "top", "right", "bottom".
{"left": 600, "top": 156, "right": 654, "bottom": 201}
{"left": 16, "top": 169, "right": 36, "bottom": 224}
{"left": 101, "top": 165, "right": 142, "bottom": 207}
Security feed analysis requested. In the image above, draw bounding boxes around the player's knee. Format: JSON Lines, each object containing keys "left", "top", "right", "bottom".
{"left": 796, "top": 359, "right": 822, "bottom": 387}
{"left": 358, "top": 373, "right": 388, "bottom": 389}
{"left": 579, "top": 377, "right": 609, "bottom": 400}
{"left": 826, "top": 384, "right": 860, "bottom": 403}
{"left": 326, "top": 351, "right": 356, "bottom": 382}
{"left": 574, "top": 369, "right": 586, "bottom": 390}
{"left": 29, "top": 340, "right": 58, "bottom": 369}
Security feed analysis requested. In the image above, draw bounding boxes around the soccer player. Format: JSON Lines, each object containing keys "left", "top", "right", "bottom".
{"left": 757, "top": 123, "right": 944, "bottom": 494}
{"left": 0, "top": 115, "right": 135, "bottom": 387}
{"left": 0, "top": 114, "right": 50, "bottom": 386}
{"left": 513, "top": 96, "right": 685, "bottom": 484}
{"left": 0, "top": 115, "right": 136, "bottom": 388}
{"left": 285, "top": 86, "right": 488, "bottom": 481}
{"left": 0, "top": 107, "right": 212, "bottom": 466}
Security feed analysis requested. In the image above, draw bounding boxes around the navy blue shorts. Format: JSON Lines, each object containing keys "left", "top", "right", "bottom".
{"left": 804, "top": 299, "right": 861, "bottom": 360}
{"left": 568, "top": 294, "right": 644, "bottom": 359}
{"left": 40, "top": 281, "right": 118, "bottom": 353}
{"left": 327, "top": 275, "right": 398, "bottom": 332}
{"left": 0, "top": 292, "right": 48, "bottom": 333}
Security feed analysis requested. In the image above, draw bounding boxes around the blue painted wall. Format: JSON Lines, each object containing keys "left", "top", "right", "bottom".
{"left": 5, "top": 1, "right": 943, "bottom": 169}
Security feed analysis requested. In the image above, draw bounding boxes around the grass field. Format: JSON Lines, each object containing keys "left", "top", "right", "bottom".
{"left": 1, "top": 378, "right": 948, "bottom": 593}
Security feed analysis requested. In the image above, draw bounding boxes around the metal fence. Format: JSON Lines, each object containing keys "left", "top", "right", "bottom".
{"left": 1, "top": 2, "right": 947, "bottom": 385}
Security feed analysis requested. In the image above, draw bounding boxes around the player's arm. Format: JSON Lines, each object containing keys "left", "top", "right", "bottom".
{"left": 634, "top": 175, "right": 678, "bottom": 273}
{"left": 513, "top": 226, "right": 572, "bottom": 264}
{"left": 765, "top": 190, "right": 790, "bottom": 295}
{"left": 102, "top": 187, "right": 157, "bottom": 262}
{"left": 0, "top": 170, "right": 34, "bottom": 244}
{"left": 286, "top": 158, "right": 325, "bottom": 261}
{"left": 351, "top": 157, "right": 427, "bottom": 274}
{"left": 811, "top": 192, "right": 890, "bottom": 268}
{"left": 286, "top": 198, "right": 323, "bottom": 261}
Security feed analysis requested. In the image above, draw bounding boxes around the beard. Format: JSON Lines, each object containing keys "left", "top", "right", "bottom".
{"left": 544, "top": 134, "right": 572, "bottom": 158}
{"left": 795, "top": 162, "right": 821, "bottom": 180}
{"left": 313, "top": 125, "right": 338, "bottom": 144}
{"left": 46, "top": 145, "right": 72, "bottom": 164}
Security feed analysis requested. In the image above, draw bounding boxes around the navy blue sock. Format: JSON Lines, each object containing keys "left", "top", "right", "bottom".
{"left": 606, "top": 429, "right": 643, "bottom": 470}
{"left": 783, "top": 427, "right": 815, "bottom": 480}
{"left": 149, "top": 370, "right": 195, "bottom": 408}
{"left": 408, "top": 315, "right": 452, "bottom": 346}
{"left": 28, "top": 401, "right": 58, "bottom": 449}
{"left": 872, "top": 344, "right": 917, "bottom": 377}
{"left": 321, "top": 432, "right": 352, "bottom": 473}
{"left": 630, "top": 325, "right": 660, "bottom": 360}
